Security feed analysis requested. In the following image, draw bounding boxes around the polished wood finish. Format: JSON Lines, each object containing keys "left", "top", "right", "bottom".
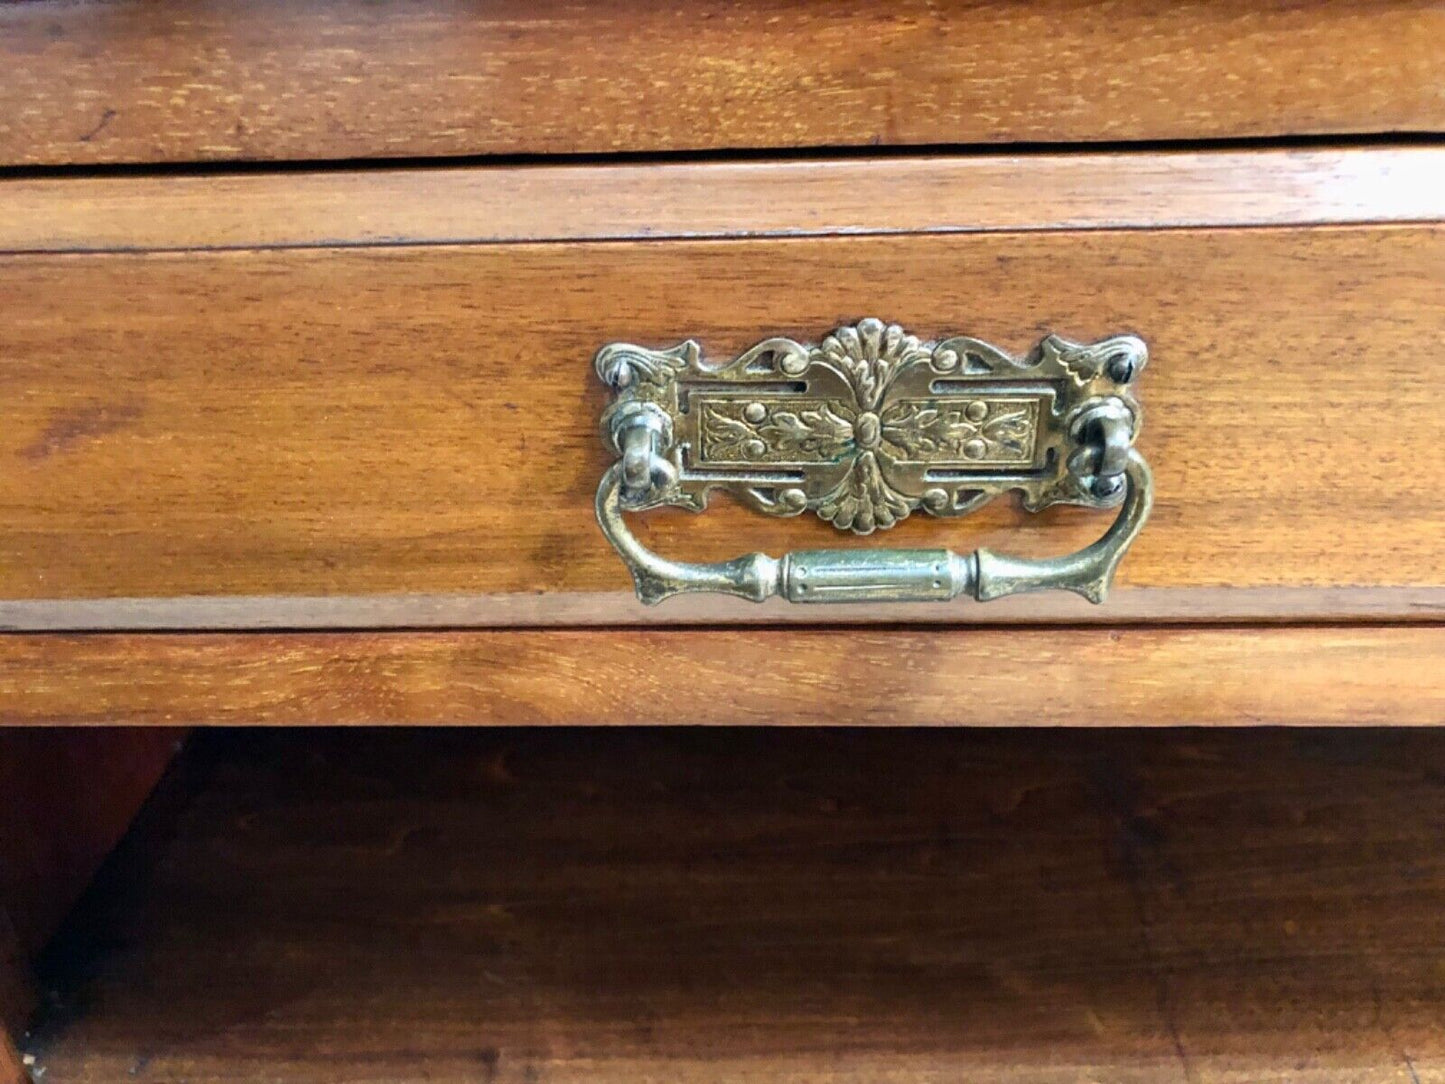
{"left": 1, "top": 223, "right": 1441, "bottom": 625}
{"left": 27, "top": 728, "right": 1445, "bottom": 1081}
{"left": 2, "top": 628, "right": 1440, "bottom": 727}
{"left": 2, "top": 0, "right": 1442, "bottom": 167}
{"left": 3, "top": 148, "right": 1442, "bottom": 254}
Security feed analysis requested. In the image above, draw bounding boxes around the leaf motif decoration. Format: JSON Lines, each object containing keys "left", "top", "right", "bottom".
{"left": 1046, "top": 334, "right": 1146, "bottom": 386}
{"left": 702, "top": 402, "right": 855, "bottom": 461}
{"left": 764, "top": 405, "right": 856, "bottom": 457}
{"left": 700, "top": 410, "right": 759, "bottom": 459}
{"left": 880, "top": 403, "right": 970, "bottom": 458}
{"left": 816, "top": 451, "right": 911, "bottom": 534}
{"left": 879, "top": 401, "right": 1036, "bottom": 462}
{"left": 981, "top": 408, "right": 1032, "bottom": 457}
{"left": 593, "top": 340, "right": 696, "bottom": 391}
{"left": 817, "top": 318, "right": 928, "bottom": 411}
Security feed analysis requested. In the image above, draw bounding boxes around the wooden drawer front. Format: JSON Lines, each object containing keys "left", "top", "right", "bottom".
{"left": 0, "top": 0, "right": 1441, "bottom": 167}
{"left": 0, "top": 150, "right": 1441, "bottom": 629}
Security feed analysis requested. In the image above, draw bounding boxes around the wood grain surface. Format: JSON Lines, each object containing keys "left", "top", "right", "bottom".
{"left": 1, "top": 0, "right": 1443, "bottom": 166}
{"left": 26, "top": 727, "right": 1445, "bottom": 1081}
{"left": 1, "top": 627, "right": 1441, "bottom": 727}
{"left": 0, "top": 225, "right": 1441, "bottom": 625}
{"left": 3, "top": 148, "right": 1442, "bottom": 254}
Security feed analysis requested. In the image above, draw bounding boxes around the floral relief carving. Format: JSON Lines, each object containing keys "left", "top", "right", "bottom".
{"left": 879, "top": 400, "right": 1036, "bottom": 462}
{"left": 598, "top": 319, "right": 1144, "bottom": 536}
{"left": 697, "top": 319, "right": 1042, "bottom": 533}
{"left": 816, "top": 449, "right": 912, "bottom": 533}
{"left": 817, "top": 319, "right": 931, "bottom": 411}
{"left": 702, "top": 401, "right": 853, "bottom": 463}
{"left": 596, "top": 319, "right": 1150, "bottom": 607}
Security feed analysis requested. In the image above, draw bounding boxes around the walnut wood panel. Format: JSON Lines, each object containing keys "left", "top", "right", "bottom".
{"left": 3, "top": 148, "right": 1443, "bottom": 254}
{"left": 26, "top": 728, "right": 1445, "bottom": 1081}
{"left": 2, "top": 0, "right": 1443, "bottom": 166}
{"left": 1, "top": 628, "right": 1440, "bottom": 727}
{"left": 0, "top": 226, "right": 1441, "bottom": 625}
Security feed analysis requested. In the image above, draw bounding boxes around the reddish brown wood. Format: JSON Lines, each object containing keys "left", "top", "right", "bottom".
{"left": 2, "top": 148, "right": 1441, "bottom": 254}
{"left": 0, "top": 224, "right": 1440, "bottom": 626}
{"left": 0, "top": 0, "right": 1441, "bottom": 166}
{"left": 0, "top": 628, "right": 1439, "bottom": 728}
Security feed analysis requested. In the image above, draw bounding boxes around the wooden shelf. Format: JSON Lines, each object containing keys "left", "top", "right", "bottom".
{"left": 24, "top": 728, "right": 1445, "bottom": 1082}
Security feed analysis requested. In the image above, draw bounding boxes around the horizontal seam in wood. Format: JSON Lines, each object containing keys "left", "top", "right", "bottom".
{"left": 2, "top": 218, "right": 1442, "bottom": 259}
{"left": 3, "top": 216, "right": 1443, "bottom": 258}
{"left": 1, "top": 620, "right": 1442, "bottom": 638}
{"left": 1, "top": 130, "right": 1442, "bottom": 182}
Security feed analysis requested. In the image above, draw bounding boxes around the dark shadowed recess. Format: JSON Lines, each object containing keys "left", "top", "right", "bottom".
{"left": 25, "top": 727, "right": 1445, "bottom": 1083}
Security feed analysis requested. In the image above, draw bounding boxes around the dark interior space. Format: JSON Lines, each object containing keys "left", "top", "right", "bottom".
{"left": 22, "top": 727, "right": 1445, "bottom": 1082}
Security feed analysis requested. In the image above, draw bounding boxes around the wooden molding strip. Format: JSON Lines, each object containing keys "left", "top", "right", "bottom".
{"left": 1, "top": 148, "right": 1442, "bottom": 254}
{"left": 1, "top": 627, "right": 1440, "bottom": 727}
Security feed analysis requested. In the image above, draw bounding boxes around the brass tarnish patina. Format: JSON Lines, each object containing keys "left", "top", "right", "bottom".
{"left": 595, "top": 318, "right": 1152, "bottom": 605}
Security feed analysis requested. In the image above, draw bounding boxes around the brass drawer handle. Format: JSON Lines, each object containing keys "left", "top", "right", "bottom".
{"left": 595, "top": 319, "right": 1151, "bottom": 605}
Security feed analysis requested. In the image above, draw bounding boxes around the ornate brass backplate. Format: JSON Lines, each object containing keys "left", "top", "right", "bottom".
{"left": 595, "top": 319, "right": 1152, "bottom": 606}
